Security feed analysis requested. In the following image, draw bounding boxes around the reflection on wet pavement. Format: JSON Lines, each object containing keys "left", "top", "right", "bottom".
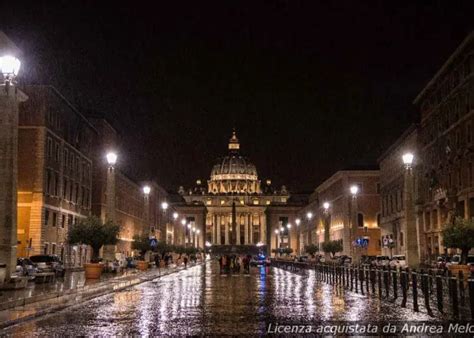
{"left": 3, "top": 261, "right": 432, "bottom": 336}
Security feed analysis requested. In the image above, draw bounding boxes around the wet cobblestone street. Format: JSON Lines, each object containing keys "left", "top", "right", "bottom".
{"left": 2, "top": 261, "right": 433, "bottom": 336}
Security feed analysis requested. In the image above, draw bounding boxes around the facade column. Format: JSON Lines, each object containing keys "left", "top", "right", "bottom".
{"left": 212, "top": 214, "right": 216, "bottom": 244}
{"left": 224, "top": 221, "right": 229, "bottom": 245}
{"left": 260, "top": 214, "right": 265, "bottom": 244}
{"left": 236, "top": 214, "right": 241, "bottom": 245}
{"left": 244, "top": 213, "right": 249, "bottom": 244}
{"left": 216, "top": 215, "right": 221, "bottom": 245}
{"left": 249, "top": 214, "right": 253, "bottom": 244}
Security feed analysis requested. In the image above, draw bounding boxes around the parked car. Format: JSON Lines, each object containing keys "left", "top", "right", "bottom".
{"left": 16, "top": 258, "right": 38, "bottom": 279}
{"left": 389, "top": 255, "right": 407, "bottom": 269}
{"left": 360, "top": 255, "right": 376, "bottom": 267}
{"left": 375, "top": 255, "right": 390, "bottom": 267}
{"left": 29, "top": 255, "right": 65, "bottom": 277}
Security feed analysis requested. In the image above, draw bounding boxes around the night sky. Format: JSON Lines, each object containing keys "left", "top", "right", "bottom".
{"left": 2, "top": 1, "right": 473, "bottom": 192}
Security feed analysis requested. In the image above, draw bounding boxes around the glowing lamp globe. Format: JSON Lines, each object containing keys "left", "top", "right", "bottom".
{"left": 142, "top": 185, "right": 151, "bottom": 195}
{"left": 0, "top": 55, "right": 21, "bottom": 78}
{"left": 106, "top": 152, "right": 117, "bottom": 166}
{"left": 350, "top": 185, "right": 359, "bottom": 196}
{"left": 402, "top": 153, "right": 414, "bottom": 166}
{"left": 161, "top": 202, "right": 169, "bottom": 210}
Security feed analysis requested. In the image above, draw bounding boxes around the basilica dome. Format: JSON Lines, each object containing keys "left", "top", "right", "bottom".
{"left": 208, "top": 131, "right": 261, "bottom": 194}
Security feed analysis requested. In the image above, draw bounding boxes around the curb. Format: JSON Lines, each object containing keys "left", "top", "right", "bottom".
{"left": 0, "top": 263, "right": 204, "bottom": 331}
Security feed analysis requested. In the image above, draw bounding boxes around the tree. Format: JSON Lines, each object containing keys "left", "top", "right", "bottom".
{"left": 131, "top": 234, "right": 151, "bottom": 258}
{"left": 322, "top": 240, "right": 343, "bottom": 258}
{"left": 305, "top": 244, "right": 319, "bottom": 257}
{"left": 68, "top": 216, "right": 120, "bottom": 263}
{"left": 442, "top": 217, "right": 474, "bottom": 264}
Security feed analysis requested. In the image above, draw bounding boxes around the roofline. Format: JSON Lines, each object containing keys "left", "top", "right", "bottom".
{"left": 413, "top": 31, "right": 474, "bottom": 105}
{"left": 377, "top": 124, "right": 418, "bottom": 163}
{"left": 314, "top": 169, "right": 380, "bottom": 194}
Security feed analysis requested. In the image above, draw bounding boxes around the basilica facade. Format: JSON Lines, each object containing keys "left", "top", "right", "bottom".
{"left": 173, "top": 131, "right": 303, "bottom": 254}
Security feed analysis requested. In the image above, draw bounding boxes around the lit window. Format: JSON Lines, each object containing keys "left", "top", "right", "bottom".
{"left": 220, "top": 200, "right": 225, "bottom": 205}
{"left": 266, "top": 200, "right": 271, "bottom": 205}
{"left": 253, "top": 200, "right": 259, "bottom": 205}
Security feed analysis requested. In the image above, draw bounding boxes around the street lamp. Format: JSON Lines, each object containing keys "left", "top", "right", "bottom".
{"left": 402, "top": 152, "right": 414, "bottom": 169}
{"left": 295, "top": 218, "right": 301, "bottom": 255}
{"left": 106, "top": 152, "right": 117, "bottom": 167}
{"left": 350, "top": 185, "right": 359, "bottom": 196}
{"left": 181, "top": 219, "right": 186, "bottom": 226}
{"left": 0, "top": 55, "right": 21, "bottom": 92}
{"left": 161, "top": 201, "right": 169, "bottom": 210}
{"left": 142, "top": 185, "right": 151, "bottom": 195}
{"left": 323, "top": 202, "right": 330, "bottom": 210}
{"left": 295, "top": 218, "right": 301, "bottom": 226}
{"left": 306, "top": 212, "right": 313, "bottom": 220}
{"left": 287, "top": 223, "right": 292, "bottom": 229}
{"left": 274, "top": 229, "right": 280, "bottom": 256}
{"left": 172, "top": 212, "right": 179, "bottom": 220}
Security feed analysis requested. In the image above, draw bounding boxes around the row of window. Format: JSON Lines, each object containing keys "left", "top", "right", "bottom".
{"left": 46, "top": 137, "right": 91, "bottom": 182}
{"left": 44, "top": 208, "right": 80, "bottom": 228}
{"left": 421, "top": 55, "right": 473, "bottom": 112}
{"left": 45, "top": 169, "right": 91, "bottom": 208}
{"left": 382, "top": 189, "right": 404, "bottom": 217}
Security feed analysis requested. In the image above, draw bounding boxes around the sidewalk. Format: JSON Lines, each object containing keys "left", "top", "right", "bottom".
{"left": 0, "top": 262, "right": 200, "bottom": 330}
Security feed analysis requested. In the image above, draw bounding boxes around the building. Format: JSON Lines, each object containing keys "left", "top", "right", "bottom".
{"left": 305, "top": 169, "right": 381, "bottom": 257}
{"left": 17, "top": 86, "right": 96, "bottom": 266}
{"left": 413, "top": 31, "right": 474, "bottom": 262}
{"left": 88, "top": 117, "right": 169, "bottom": 257}
{"left": 378, "top": 126, "right": 419, "bottom": 258}
{"left": 173, "top": 131, "right": 303, "bottom": 254}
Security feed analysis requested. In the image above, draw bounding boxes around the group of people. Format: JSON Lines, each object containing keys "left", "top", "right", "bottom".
{"left": 218, "top": 254, "right": 251, "bottom": 274}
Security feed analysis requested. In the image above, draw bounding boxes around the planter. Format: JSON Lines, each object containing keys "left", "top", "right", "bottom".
{"left": 448, "top": 264, "right": 471, "bottom": 280}
{"left": 137, "top": 261, "right": 149, "bottom": 271}
{"left": 84, "top": 263, "right": 103, "bottom": 279}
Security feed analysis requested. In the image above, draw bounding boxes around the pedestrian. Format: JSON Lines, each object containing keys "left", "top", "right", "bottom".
{"left": 222, "top": 255, "right": 227, "bottom": 274}
{"left": 154, "top": 255, "right": 160, "bottom": 269}
{"left": 183, "top": 255, "right": 188, "bottom": 269}
{"left": 218, "top": 255, "right": 223, "bottom": 274}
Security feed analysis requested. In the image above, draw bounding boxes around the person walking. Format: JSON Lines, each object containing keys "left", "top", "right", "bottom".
{"left": 183, "top": 255, "right": 188, "bottom": 269}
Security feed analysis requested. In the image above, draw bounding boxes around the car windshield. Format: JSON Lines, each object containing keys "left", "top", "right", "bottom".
{"left": 30, "top": 255, "right": 54, "bottom": 263}
{"left": 377, "top": 256, "right": 389, "bottom": 260}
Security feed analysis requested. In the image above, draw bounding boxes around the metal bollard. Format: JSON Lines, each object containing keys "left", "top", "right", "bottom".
{"left": 392, "top": 268, "right": 398, "bottom": 301}
{"left": 401, "top": 269, "right": 407, "bottom": 308}
{"left": 377, "top": 268, "right": 382, "bottom": 299}
{"left": 350, "top": 267, "right": 354, "bottom": 291}
{"left": 449, "top": 275, "right": 459, "bottom": 319}
{"left": 355, "top": 266, "right": 359, "bottom": 293}
{"left": 383, "top": 266, "right": 390, "bottom": 299}
{"left": 421, "top": 270, "right": 433, "bottom": 316}
{"left": 469, "top": 278, "right": 474, "bottom": 321}
{"left": 412, "top": 270, "right": 419, "bottom": 312}
{"left": 459, "top": 271, "right": 465, "bottom": 307}
{"left": 360, "top": 266, "right": 364, "bottom": 295}
{"left": 365, "top": 267, "right": 370, "bottom": 294}
{"left": 436, "top": 273, "right": 444, "bottom": 314}
{"left": 370, "top": 267, "right": 376, "bottom": 294}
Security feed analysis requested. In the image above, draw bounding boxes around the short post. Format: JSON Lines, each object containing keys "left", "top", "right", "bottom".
{"left": 370, "top": 267, "right": 376, "bottom": 294}
{"left": 377, "top": 268, "right": 382, "bottom": 299}
{"left": 383, "top": 266, "right": 390, "bottom": 299}
{"left": 365, "top": 267, "right": 370, "bottom": 294}
{"left": 350, "top": 266, "right": 354, "bottom": 291}
{"left": 360, "top": 266, "right": 364, "bottom": 295}
{"left": 392, "top": 267, "right": 398, "bottom": 301}
{"left": 421, "top": 270, "right": 433, "bottom": 316}
{"left": 449, "top": 275, "right": 459, "bottom": 319}
{"left": 459, "top": 271, "right": 465, "bottom": 307}
{"left": 412, "top": 270, "right": 419, "bottom": 312}
{"left": 436, "top": 273, "right": 444, "bottom": 314}
{"left": 401, "top": 268, "right": 407, "bottom": 308}
{"left": 355, "top": 265, "right": 359, "bottom": 293}
{"left": 469, "top": 277, "right": 474, "bottom": 321}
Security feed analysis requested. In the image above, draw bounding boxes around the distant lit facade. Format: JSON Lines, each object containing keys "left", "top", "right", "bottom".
{"left": 174, "top": 131, "right": 302, "bottom": 253}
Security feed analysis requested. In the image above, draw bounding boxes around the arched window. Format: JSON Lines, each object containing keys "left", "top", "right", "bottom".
{"left": 357, "top": 213, "right": 364, "bottom": 227}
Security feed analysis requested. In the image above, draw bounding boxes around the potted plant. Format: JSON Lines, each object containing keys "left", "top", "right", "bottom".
{"left": 322, "top": 239, "right": 343, "bottom": 260}
{"left": 305, "top": 244, "right": 319, "bottom": 258}
{"left": 442, "top": 217, "right": 474, "bottom": 278}
{"left": 68, "top": 216, "right": 120, "bottom": 279}
{"left": 132, "top": 234, "right": 152, "bottom": 271}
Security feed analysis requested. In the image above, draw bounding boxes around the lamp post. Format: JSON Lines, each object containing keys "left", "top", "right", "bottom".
{"left": 0, "top": 33, "right": 25, "bottom": 279}
{"left": 143, "top": 185, "right": 151, "bottom": 235}
{"left": 103, "top": 152, "right": 118, "bottom": 261}
{"left": 402, "top": 152, "right": 419, "bottom": 267}
{"left": 274, "top": 229, "right": 279, "bottom": 257}
{"left": 181, "top": 218, "right": 186, "bottom": 246}
{"left": 161, "top": 201, "right": 169, "bottom": 243}
{"left": 306, "top": 211, "right": 313, "bottom": 247}
{"left": 196, "top": 229, "right": 201, "bottom": 249}
{"left": 323, "top": 202, "right": 331, "bottom": 259}
{"left": 286, "top": 222, "right": 292, "bottom": 251}
{"left": 172, "top": 212, "right": 178, "bottom": 245}
{"left": 349, "top": 185, "right": 359, "bottom": 263}
{"left": 295, "top": 218, "right": 301, "bottom": 255}
{"left": 187, "top": 223, "right": 192, "bottom": 247}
